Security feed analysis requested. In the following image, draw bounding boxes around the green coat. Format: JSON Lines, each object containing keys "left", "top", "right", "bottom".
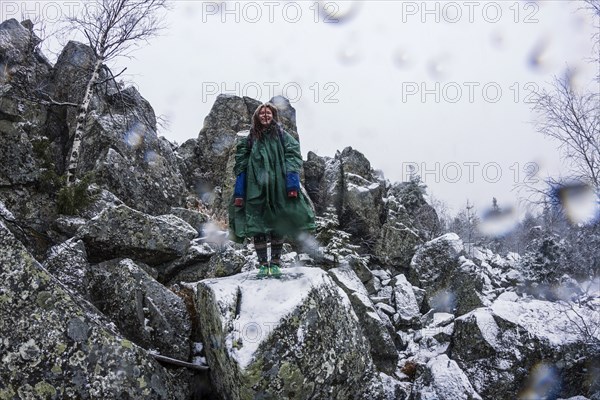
{"left": 228, "top": 127, "right": 316, "bottom": 242}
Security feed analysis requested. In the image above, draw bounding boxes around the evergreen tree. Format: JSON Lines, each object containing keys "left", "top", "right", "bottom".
{"left": 315, "top": 206, "right": 368, "bottom": 269}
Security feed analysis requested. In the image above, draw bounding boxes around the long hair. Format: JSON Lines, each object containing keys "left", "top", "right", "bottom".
{"left": 249, "top": 103, "right": 280, "bottom": 142}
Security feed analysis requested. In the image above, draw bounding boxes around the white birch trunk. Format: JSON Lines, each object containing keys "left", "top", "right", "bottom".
{"left": 65, "top": 58, "right": 103, "bottom": 185}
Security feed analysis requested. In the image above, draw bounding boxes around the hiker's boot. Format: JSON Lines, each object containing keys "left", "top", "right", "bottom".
{"left": 257, "top": 264, "right": 269, "bottom": 278}
{"left": 269, "top": 263, "right": 282, "bottom": 278}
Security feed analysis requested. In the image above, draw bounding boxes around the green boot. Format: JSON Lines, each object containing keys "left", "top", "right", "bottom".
{"left": 269, "top": 263, "right": 282, "bottom": 278}
{"left": 257, "top": 264, "right": 269, "bottom": 279}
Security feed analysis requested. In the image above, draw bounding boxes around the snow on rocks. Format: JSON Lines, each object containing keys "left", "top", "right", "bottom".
{"left": 393, "top": 274, "right": 422, "bottom": 327}
{"left": 327, "top": 265, "right": 400, "bottom": 374}
{"left": 411, "top": 354, "right": 482, "bottom": 400}
{"left": 196, "top": 266, "right": 381, "bottom": 399}
{"left": 452, "top": 296, "right": 599, "bottom": 399}
{"left": 328, "top": 264, "right": 370, "bottom": 297}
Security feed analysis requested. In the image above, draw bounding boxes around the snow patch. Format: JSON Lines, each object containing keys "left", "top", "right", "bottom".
{"left": 200, "top": 266, "right": 336, "bottom": 369}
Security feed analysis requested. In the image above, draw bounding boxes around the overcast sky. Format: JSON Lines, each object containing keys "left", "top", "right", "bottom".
{"left": 11, "top": 0, "right": 598, "bottom": 215}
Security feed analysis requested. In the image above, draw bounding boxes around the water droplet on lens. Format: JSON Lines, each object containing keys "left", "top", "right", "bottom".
{"left": 427, "top": 55, "right": 451, "bottom": 79}
{"left": 124, "top": 121, "right": 145, "bottom": 149}
{"left": 337, "top": 44, "right": 361, "bottom": 65}
{"left": 317, "top": 1, "right": 362, "bottom": 24}
{"left": 392, "top": 48, "right": 412, "bottom": 69}
{"left": 490, "top": 30, "right": 504, "bottom": 49}
{"left": 558, "top": 183, "right": 599, "bottom": 226}
{"left": 527, "top": 38, "right": 551, "bottom": 73}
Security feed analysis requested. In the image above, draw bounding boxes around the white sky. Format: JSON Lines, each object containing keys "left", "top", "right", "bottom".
{"left": 7, "top": 0, "right": 598, "bottom": 215}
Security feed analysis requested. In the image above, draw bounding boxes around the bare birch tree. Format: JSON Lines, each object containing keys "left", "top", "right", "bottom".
{"left": 531, "top": 75, "right": 600, "bottom": 190}
{"left": 519, "top": 1, "right": 600, "bottom": 207}
{"left": 62, "top": 0, "right": 170, "bottom": 185}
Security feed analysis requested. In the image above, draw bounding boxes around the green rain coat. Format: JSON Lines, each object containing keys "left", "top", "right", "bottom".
{"left": 228, "top": 125, "right": 316, "bottom": 242}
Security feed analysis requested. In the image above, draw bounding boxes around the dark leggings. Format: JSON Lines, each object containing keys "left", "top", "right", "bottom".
{"left": 254, "top": 233, "right": 284, "bottom": 264}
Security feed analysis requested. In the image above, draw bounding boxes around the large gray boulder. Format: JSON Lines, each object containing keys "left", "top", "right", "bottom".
{"left": 0, "top": 20, "right": 54, "bottom": 256}
{"left": 51, "top": 41, "right": 187, "bottom": 215}
{"left": 0, "top": 220, "right": 181, "bottom": 398}
{"left": 43, "top": 238, "right": 90, "bottom": 299}
{"left": 76, "top": 111, "right": 187, "bottom": 215}
{"left": 177, "top": 94, "right": 300, "bottom": 218}
{"left": 409, "top": 233, "right": 490, "bottom": 315}
{"left": 411, "top": 354, "right": 482, "bottom": 400}
{"left": 392, "top": 274, "right": 422, "bottom": 327}
{"left": 329, "top": 265, "right": 399, "bottom": 374}
{"left": 0, "top": 19, "right": 51, "bottom": 118}
{"left": 76, "top": 204, "right": 197, "bottom": 265}
{"left": 88, "top": 258, "right": 191, "bottom": 361}
{"left": 162, "top": 241, "right": 247, "bottom": 285}
{"left": 340, "top": 147, "right": 386, "bottom": 247}
{"left": 304, "top": 147, "right": 385, "bottom": 252}
{"left": 177, "top": 94, "right": 257, "bottom": 207}
{"left": 373, "top": 187, "right": 424, "bottom": 268}
{"left": 197, "top": 266, "right": 381, "bottom": 399}
{"left": 452, "top": 298, "right": 600, "bottom": 399}
{"left": 0, "top": 118, "right": 40, "bottom": 185}
{"left": 409, "top": 233, "right": 464, "bottom": 289}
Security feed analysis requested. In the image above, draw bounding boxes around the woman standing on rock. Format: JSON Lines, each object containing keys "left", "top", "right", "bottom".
{"left": 229, "top": 102, "right": 315, "bottom": 278}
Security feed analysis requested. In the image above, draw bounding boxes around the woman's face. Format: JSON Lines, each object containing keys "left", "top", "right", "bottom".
{"left": 258, "top": 107, "right": 273, "bottom": 126}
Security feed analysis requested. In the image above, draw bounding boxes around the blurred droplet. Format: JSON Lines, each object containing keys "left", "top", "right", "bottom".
{"left": 552, "top": 275, "right": 583, "bottom": 302}
{"left": 194, "top": 182, "right": 216, "bottom": 205}
{"left": 561, "top": 65, "right": 586, "bottom": 92}
{"left": 519, "top": 363, "right": 561, "bottom": 399}
{"left": 125, "top": 121, "right": 145, "bottom": 149}
{"left": 427, "top": 55, "right": 451, "bottom": 79}
{"left": 478, "top": 206, "right": 519, "bottom": 237}
{"left": 490, "top": 30, "right": 505, "bottom": 50}
{"left": 527, "top": 38, "right": 551, "bottom": 73}
{"left": 317, "top": 1, "right": 362, "bottom": 24}
{"left": 337, "top": 44, "right": 361, "bottom": 65}
{"left": 430, "top": 290, "right": 456, "bottom": 313}
{"left": 392, "top": 48, "right": 413, "bottom": 69}
{"left": 144, "top": 150, "right": 159, "bottom": 167}
{"left": 183, "top": 3, "right": 198, "bottom": 18}
{"left": 201, "top": 222, "right": 229, "bottom": 249}
{"left": 559, "top": 183, "right": 599, "bottom": 226}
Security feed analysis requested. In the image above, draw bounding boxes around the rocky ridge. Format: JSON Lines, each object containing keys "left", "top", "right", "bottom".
{"left": 0, "top": 18, "right": 598, "bottom": 400}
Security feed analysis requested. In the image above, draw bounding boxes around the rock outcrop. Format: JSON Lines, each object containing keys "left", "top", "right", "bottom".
{"left": 452, "top": 297, "right": 600, "bottom": 399}
{"left": 196, "top": 266, "right": 381, "bottom": 399}
{"left": 1, "top": 17, "right": 597, "bottom": 400}
{"left": 76, "top": 204, "right": 197, "bottom": 265}
{"left": 0, "top": 220, "right": 184, "bottom": 399}
{"left": 88, "top": 258, "right": 191, "bottom": 361}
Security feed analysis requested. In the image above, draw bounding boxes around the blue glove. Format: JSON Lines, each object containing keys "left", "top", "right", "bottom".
{"left": 286, "top": 172, "right": 300, "bottom": 197}
{"left": 234, "top": 172, "right": 246, "bottom": 197}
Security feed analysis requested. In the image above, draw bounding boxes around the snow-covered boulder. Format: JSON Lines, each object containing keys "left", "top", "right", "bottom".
{"left": 409, "top": 233, "right": 464, "bottom": 288}
{"left": 348, "top": 292, "right": 399, "bottom": 374}
{"left": 410, "top": 234, "right": 492, "bottom": 315}
{"left": 411, "top": 354, "right": 482, "bottom": 400}
{"left": 304, "top": 147, "right": 385, "bottom": 251}
{"left": 88, "top": 258, "right": 191, "bottom": 361}
{"left": 452, "top": 298, "right": 600, "bottom": 399}
{"left": 392, "top": 274, "right": 422, "bottom": 327}
{"left": 197, "top": 266, "right": 381, "bottom": 399}
{"left": 76, "top": 204, "right": 197, "bottom": 265}
{"left": 328, "top": 264, "right": 370, "bottom": 297}
{"left": 0, "top": 221, "right": 182, "bottom": 398}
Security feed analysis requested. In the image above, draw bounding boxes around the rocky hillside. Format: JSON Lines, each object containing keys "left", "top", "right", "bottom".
{"left": 1, "top": 19, "right": 598, "bottom": 399}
